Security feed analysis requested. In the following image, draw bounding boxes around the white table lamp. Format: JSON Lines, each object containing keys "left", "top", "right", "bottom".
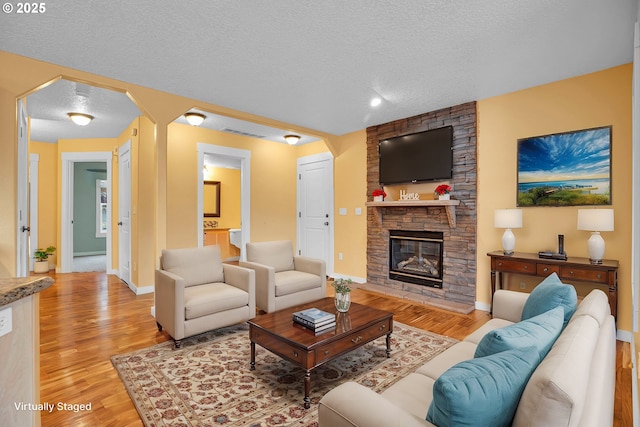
{"left": 495, "top": 209, "right": 523, "bottom": 255}
{"left": 577, "top": 209, "right": 614, "bottom": 264}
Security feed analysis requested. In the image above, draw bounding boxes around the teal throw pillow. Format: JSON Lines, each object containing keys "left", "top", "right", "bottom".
{"left": 474, "top": 306, "right": 563, "bottom": 360}
{"left": 426, "top": 347, "right": 539, "bottom": 427}
{"left": 521, "top": 273, "right": 577, "bottom": 327}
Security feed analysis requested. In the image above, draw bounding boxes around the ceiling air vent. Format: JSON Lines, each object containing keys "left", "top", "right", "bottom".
{"left": 221, "top": 128, "right": 266, "bottom": 139}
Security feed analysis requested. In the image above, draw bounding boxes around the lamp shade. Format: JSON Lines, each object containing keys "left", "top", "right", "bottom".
{"left": 577, "top": 209, "right": 614, "bottom": 231}
{"left": 494, "top": 209, "right": 523, "bottom": 229}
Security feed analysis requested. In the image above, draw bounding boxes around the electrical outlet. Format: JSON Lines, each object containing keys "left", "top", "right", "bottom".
{"left": 0, "top": 307, "right": 12, "bottom": 338}
{"left": 519, "top": 282, "right": 526, "bottom": 290}
{"left": 338, "top": 252, "right": 343, "bottom": 260}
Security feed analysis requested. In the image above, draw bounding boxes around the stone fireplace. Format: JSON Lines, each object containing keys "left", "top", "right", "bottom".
{"left": 366, "top": 102, "right": 477, "bottom": 310}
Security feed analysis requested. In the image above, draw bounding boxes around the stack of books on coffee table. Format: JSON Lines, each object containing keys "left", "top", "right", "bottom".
{"left": 292, "top": 307, "right": 336, "bottom": 334}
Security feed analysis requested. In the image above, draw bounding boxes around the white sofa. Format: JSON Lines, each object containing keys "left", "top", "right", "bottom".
{"left": 318, "top": 287, "right": 616, "bottom": 427}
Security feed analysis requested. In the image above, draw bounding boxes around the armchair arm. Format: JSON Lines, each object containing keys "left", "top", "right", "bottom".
{"left": 154, "top": 269, "right": 186, "bottom": 340}
{"left": 294, "top": 256, "right": 327, "bottom": 293}
{"left": 222, "top": 264, "right": 256, "bottom": 317}
{"left": 319, "top": 382, "right": 434, "bottom": 427}
{"left": 492, "top": 289, "right": 530, "bottom": 323}
{"left": 239, "top": 261, "right": 276, "bottom": 312}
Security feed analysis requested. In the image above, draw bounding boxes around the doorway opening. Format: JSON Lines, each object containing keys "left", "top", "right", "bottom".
{"left": 197, "top": 143, "right": 251, "bottom": 261}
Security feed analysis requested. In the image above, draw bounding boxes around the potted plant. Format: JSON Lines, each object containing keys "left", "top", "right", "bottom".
{"left": 332, "top": 278, "right": 353, "bottom": 312}
{"left": 34, "top": 246, "right": 56, "bottom": 273}
{"left": 372, "top": 189, "right": 387, "bottom": 202}
{"left": 434, "top": 184, "right": 452, "bottom": 200}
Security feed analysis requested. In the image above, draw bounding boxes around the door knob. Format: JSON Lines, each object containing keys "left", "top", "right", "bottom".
{"left": 21, "top": 226, "right": 30, "bottom": 232}
{"left": 324, "top": 222, "right": 329, "bottom": 226}
{"left": 118, "top": 222, "right": 123, "bottom": 226}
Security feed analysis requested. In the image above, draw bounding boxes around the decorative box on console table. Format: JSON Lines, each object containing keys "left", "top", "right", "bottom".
{"left": 487, "top": 250, "right": 618, "bottom": 319}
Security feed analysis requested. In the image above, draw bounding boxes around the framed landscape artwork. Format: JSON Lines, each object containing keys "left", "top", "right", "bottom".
{"left": 517, "top": 126, "right": 612, "bottom": 207}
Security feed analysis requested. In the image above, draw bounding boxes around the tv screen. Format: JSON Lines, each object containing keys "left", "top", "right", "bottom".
{"left": 379, "top": 126, "right": 453, "bottom": 185}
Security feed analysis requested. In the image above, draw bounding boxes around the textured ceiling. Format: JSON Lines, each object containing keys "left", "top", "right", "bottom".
{"left": 3, "top": 0, "right": 638, "bottom": 139}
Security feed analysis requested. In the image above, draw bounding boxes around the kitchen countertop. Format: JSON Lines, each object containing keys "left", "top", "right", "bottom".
{"left": 0, "top": 276, "right": 54, "bottom": 307}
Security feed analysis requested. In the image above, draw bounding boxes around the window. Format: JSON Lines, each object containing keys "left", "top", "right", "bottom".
{"left": 96, "top": 179, "right": 107, "bottom": 237}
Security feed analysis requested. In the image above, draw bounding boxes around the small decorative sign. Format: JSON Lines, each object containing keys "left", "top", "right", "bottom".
{"left": 399, "top": 190, "right": 420, "bottom": 200}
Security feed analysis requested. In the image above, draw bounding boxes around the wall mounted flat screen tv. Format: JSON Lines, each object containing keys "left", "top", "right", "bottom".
{"left": 379, "top": 126, "right": 453, "bottom": 185}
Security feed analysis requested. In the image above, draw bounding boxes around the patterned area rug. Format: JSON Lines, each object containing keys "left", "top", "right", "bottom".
{"left": 111, "top": 322, "right": 457, "bottom": 426}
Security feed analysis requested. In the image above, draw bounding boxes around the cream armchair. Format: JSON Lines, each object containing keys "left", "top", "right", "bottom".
{"left": 155, "top": 245, "right": 255, "bottom": 348}
{"left": 240, "top": 240, "right": 326, "bottom": 313}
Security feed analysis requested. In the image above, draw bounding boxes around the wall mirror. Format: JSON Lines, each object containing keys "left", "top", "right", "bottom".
{"left": 203, "top": 180, "right": 221, "bottom": 217}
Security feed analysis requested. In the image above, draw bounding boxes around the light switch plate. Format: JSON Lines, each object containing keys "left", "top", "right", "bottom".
{"left": 0, "top": 306, "right": 12, "bottom": 338}
{"left": 339, "top": 208, "right": 347, "bottom": 216}
{"left": 355, "top": 207, "right": 362, "bottom": 215}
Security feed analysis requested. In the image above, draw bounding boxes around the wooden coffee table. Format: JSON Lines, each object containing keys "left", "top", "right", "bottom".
{"left": 247, "top": 297, "right": 393, "bottom": 408}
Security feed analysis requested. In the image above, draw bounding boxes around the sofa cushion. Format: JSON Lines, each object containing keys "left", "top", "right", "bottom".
{"left": 380, "top": 373, "right": 436, "bottom": 421}
{"left": 274, "top": 270, "right": 321, "bottom": 297}
{"left": 246, "top": 240, "right": 295, "bottom": 273}
{"left": 184, "top": 282, "right": 249, "bottom": 320}
{"left": 521, "top": 273, "right": 577, "bottom": 327}
{"left": 464, "top": 318, "right": 514, "bottom": 345}
{"left": 569, "top": 288, "right": 610, "bottom": 327}
{"left": 415, "top": 341, "right": 477, "bottom": 380}
{"left": 512, "top": 315, "right": 599, "bottom": 427}
{"left": 161, "top": 246, "right": 224, "bottom": 287}
{"left": 426, "top": 347, "right": 539, "bottom": 427}
{"left": 475, "top": 306, "right": 563, "bottom": 360}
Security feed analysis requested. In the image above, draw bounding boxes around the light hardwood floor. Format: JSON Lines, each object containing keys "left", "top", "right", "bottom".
{"left": 38, "top": 271, "right": 632, "bottom": 426}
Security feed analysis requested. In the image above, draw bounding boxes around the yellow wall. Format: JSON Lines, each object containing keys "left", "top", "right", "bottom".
{"left": 333, "top": 130, "right": 368, "bottom": 278}
{"left": 295, "top": 139, "right": 330, "bottom": 158}
{"left": 204, "top": 166, "right": 241, "bottom": 229}
{"left": 477, "top": 64, "right": 633, "bottom": 332}
{"left": 29, "top": 141, "right": 57, "bottom": 254}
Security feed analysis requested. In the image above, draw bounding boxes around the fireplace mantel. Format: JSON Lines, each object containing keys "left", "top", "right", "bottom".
{"left": 366, "top": 199, "right": 461, "bottom": 228}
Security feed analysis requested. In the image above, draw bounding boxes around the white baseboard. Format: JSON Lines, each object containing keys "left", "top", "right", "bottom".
{"left": 617, "top": 328, "right": 632, "bottom": 343}
{"left": 475, "top": 301, "right": 491, "bottom": 312}
{"left": 632, "top": 334, "right": 639, "bottom": 427}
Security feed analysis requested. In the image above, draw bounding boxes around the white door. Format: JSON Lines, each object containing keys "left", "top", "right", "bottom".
{"left": 16, "top": 99, "right": 29, "bottom": 277}
{"left": 297, "top": 153, "right": 334, "bottom": 274}
{"left": 118, "top": 140, "right": 132, "bottom": 286}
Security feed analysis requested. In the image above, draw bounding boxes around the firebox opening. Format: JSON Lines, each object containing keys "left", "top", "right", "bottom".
{"left": 389, "top": 230, "right": 444, "bottom": 288}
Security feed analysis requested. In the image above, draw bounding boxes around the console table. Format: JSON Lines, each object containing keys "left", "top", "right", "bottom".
{"left": 487, "top": 251, "right": 618, "bottom": 319}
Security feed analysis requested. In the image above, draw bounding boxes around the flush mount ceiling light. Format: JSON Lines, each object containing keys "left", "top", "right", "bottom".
{"left": 284, "top": 134, "right": 301, "bottom": 145}
{"left": 67, "top": 112, "right": 94, "bottom": 126}
{"left": 184, "top": 112, "right": 206, "bottom": 126}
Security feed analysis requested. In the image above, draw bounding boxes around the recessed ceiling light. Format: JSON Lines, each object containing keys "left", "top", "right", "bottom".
{"left": 370, "top": 97, "right": 382, "bottom": 107}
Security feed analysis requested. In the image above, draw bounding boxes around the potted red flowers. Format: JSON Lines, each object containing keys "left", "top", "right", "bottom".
{"left": 434, "top": 184, "right": 451, "bottom": 200}
{"left": 372, "top": 189, "right": 386, "bottom": 202}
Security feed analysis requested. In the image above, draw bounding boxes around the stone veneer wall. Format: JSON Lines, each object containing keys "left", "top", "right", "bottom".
{"left": 366, "top": 102, "right": 477, "bottom": 305}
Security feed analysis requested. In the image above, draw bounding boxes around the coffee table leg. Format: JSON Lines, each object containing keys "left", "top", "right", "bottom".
{"left": 250, "top": 341, "right": 256, "bottom": 370}
{"left": 304, "top": 371, "right": 311, "bottom": 409}
{"left": 386, "top": 332, "right": 392, "bottom": 358}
